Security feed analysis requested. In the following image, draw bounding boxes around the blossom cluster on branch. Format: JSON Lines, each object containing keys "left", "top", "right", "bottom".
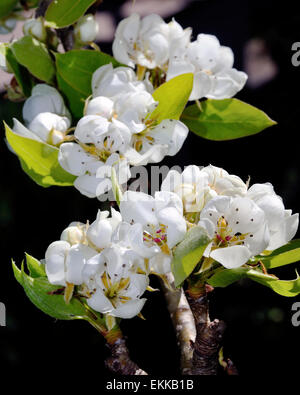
{"left": 1, "top": 1, "right": 298, "bottom": 375}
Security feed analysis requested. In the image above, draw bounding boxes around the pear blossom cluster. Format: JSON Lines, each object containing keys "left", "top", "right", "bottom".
{"left": 57, "top": 63, "right": 188, "bottom": 198}
{"left": 43, "top": 163, "right": 299, "bottom": 320}
{"left": 112, "top": 13, "right": 248, "bottom": 100}
{"left": 44, "top": 189, "right": 187, "bottom": 319}
{"left": 12, "top": 84, "right": 72, "bottom": 146}
{"left": 162, "top": 165, "right": 299, "bottom": 269}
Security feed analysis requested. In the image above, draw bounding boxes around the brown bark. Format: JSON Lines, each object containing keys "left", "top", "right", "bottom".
{"left": 56, "top": 27, "right": 74, "bottom": 51}
{"left": 105, "top": 338, "right": 148, "bottom": 375}
{"left": 186, "top": 290, "right": 226, "bottom": 375}
{"left": 35, "top": 0, "right": 52, "bottom": 17}
{"left": 160, "top": 273, "right": 196, "bottom": 374}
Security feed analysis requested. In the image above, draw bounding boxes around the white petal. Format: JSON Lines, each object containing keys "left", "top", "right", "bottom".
{"left": 210, "top": 245, "right": 252, "bottom": 268}
{"left": 207, "top": 69, "right": 247, "bottom": 99}
{"left": 58, "top": 142, "right": 96, "bottom": 176}
{"left": 12, "top": 118, "right": 42, "bottom": 141}
{"left": 149, "top": 119, "right": 189, "bottom": 157}
{"left": 149, "top": 252, "right": 172, "bottom": 274}
{"left": 65, "top": 244, "right": 96, "bottom": 285}
{"left": 189, "top": 71, "right": 213, "bottom": 100}
{"left": 87, "top": 215, "right": 113, "bottom": 249}
{"left": 120, "top": 191, "right": 158, "bottom": 228}
{"left": 111, "top": 298, "right": 146, "bottom": 319}
{"left": 74, "top": 174, "right": 107, "bottom": 198}
{"left": 167, "top": 59, "right": 195, "bottom": 82}
{"left": 85, "top": 96, "right": 114, "bottom": 118}
{"left": 154, "top": 191, "right": 184, "bottom": 214}
{"left": 87, "top": 288, "right": 114, "bottom": 314}
{"left": 156, "top": 206, "right": 186, "bottom": 248}
{"left": 45, "top": 240, "right": 70, "bottom": 285}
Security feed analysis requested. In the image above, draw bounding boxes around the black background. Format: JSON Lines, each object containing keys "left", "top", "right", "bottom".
{"left": 1, "top": 0, "right": 300, "bottom": 378}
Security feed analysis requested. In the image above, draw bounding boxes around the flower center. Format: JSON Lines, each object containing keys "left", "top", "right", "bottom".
{"left": 143, "top": 224, "right": 170, "bottom": 255}
{"left": 213, "top": 216, "right": 249, "bottom": 249}
{"left": 101, "top": 271, "right": 131, "bottom": 307}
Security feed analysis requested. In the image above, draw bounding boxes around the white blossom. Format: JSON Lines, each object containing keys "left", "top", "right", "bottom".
{"left": 45, "top": 240, "right": 96, "bottom": 286}
{"left": 86, "top": 208, "right": 122, "bottom": 250}
{"left": 91, "top": 63, "right": 153, "bottom": 99}
{"left": 167, "top": 33, "right": 248, "bottom": 100}
{"left": 118, "top": 190, "right": 187, "bottom": 274}
{"left": 198, "top": 196, "right": 270, "bottom": 268}
{"left": 247, "top": 183, "right": 299, "bottom": 251}
{"left": 84, "top": 90, "right": 188, "bottom": 168}
{"left": 12, "top": 113, "right": 70, "bottom": 146}
{"left": 82, "top": 244, "right": 148, "bottom": 319}
{"left": 22, "top": 84, "right": 71, "bottom": 125}
{"left": 161, "top": 164, "right": 247, "bottom": 214}
{"left": 112, "top": 13, "right": 170, "bottom": 69}
{"left": 59, "top": 141, "right": 130, "bottom": 198}
{"left": 74, "top": 14, "right": 99, "bottom": 44}
{"left": 23, "top": 17, "right": 46, "bottom": 42}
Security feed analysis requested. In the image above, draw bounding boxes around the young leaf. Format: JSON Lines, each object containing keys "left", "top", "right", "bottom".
{"left": 252, "top": 240, "right": 300, "bottom": 269}
{"left": 150, "top": 73, "right": 194, "bottom": 123}
{"left": 56, "top": 50, "right": 120, "bottom": 118}
{"left": 45, "top": 0, "right": 97, "bottom": 28}
{"left": 172, "top": 226, "right": 211, "bottom": 287}
{"left": 5, "top": 46, "right": 34, "bottom": 97}
{"left": 0, "top": 0, "right": 18, "bottom": 19}
{"left": 181, "top": 99, "right": 276, "bottom": 141}
{"left": 207, "top": 267, "right": 248, "bottom": 288}
{"left": 111, "top": 167, "right": 123, "bottom": 207}
{"left": 13, "top": 261, "right": 88, "bottom": 320}
{"left": 246, "top": 269, "right": 300, "bottom": 297}
{"left": 5, "top": 122, "right": 76, "bottom": 187}
{"left": 11, "top": 36, "right": 55, "bottom": 83}
{"left": 25, "top": 253, "right": 46, "bottom": 278}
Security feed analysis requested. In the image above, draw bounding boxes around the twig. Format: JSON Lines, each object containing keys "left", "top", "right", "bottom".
{"left": 56, "top": 27, "right": 74, "bottom": 52}
{"left": 35, "top": 0, "right": 52, "bottom": 17}
{"left": 160, "top": 273, "right": 196, "bottom": 375}
{"left": 186, "top": 287, "right": 226, "bottom": 375}
{"left": 105, "top": 338, "right": 148, "bottom": 375}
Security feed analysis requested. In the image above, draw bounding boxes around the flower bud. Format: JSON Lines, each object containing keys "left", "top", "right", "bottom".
{"left": 28, "top": 112, "right": 70, "bottom": 145}
{"left": 74, "top": 14, "right": 98, "bottom": 44}
{"left": 23, "top": 84, "right": 71, "bottom": 125}
{"left": 61, "top": 222, "right": 86, "bottom": 245}
{"left": 23, "top": 17, "right": 47, "bottom": 42}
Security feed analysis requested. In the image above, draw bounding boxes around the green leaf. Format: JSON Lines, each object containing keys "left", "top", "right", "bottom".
{"left": 0, "top": 0, "right": 18, "bottom": 19}
{"left": 150, "top": 73, "right": 194, "bottom": 123}
{"left": 246, "top": 269, "right": 300, "bottom": 297}
{"left": 208, "top": 266, "right": 300, "bottom": 297}
{"left": 207, "top": 267, "right": 248, "bottom": 288}
{"left": 12, "top": 258, "right": 106, "bottom": 330}
{"left": 25, "top": 253, "right": 46, "bottom": 278}
{"left": 45, "top": 0, "right": 97, "bottom": 28}
{"left": 56, "top": 50, "right": 120, "bottom": 118}
{"left": 172, "top": 226, "right": 211, "bottom": 287}
{"left": 20, "top": 265, "right": 88, "bottom": 320}
{"left": 181, "top": 99, "right": 277, "bottom": 141}
{"left": 4, "top": 45, "right": 33, "bottom": 97}
{"left": 253, "top": 240, "right": 300, "bottom": 269}
{"left": 12, "top": 260, "right": 22, "bottom": 285}
{"left": 111, "top": 167, "right": 123, "bottom": 207}
{"left": 5, "top": 122, "right": 76, "bottom": 187}
{"left": 11, "top": 36, "right": 55, "bottom": 83}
